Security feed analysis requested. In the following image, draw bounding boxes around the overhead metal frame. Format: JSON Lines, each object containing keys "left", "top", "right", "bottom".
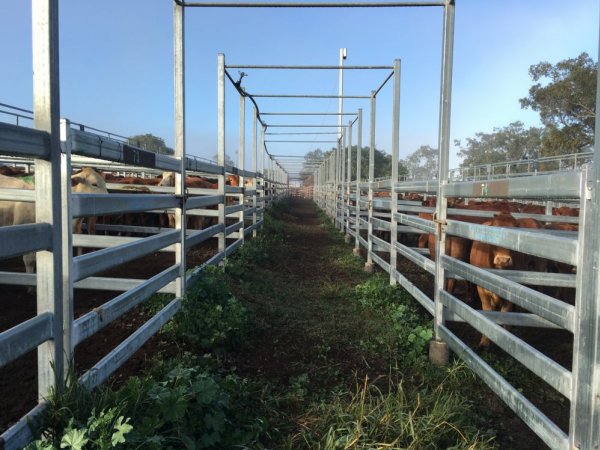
{"left": 220, "top": 54, "right": 395, "bottom": 201}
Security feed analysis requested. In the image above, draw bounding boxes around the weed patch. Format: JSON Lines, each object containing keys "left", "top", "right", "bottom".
{"left": 288, "top": 375, "right": 495, "bottom": 450}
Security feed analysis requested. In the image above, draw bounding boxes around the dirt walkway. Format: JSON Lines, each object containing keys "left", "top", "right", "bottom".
{"left": 228, "top": 197, "right": 553, "bottom": 449}
{"left": 229, "top": 197, "right": 388, "bottom": 391}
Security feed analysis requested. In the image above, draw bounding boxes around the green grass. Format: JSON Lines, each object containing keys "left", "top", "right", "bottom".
{"left": 28, "top": 198, "right": 513, "bottom": 449}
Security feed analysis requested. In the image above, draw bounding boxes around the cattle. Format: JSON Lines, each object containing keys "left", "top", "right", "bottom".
{"left": 71, "top": 167, "right": 108, "bottom": 238}
{"left": 519, "top": 204, "right": 545, "bottom": 215}
{"left": 158, "top": 171, "right": 239, "bottom": 189}
{"left": 552, "top": 206, "right": 579, "bottom": 217}
{"left": 0, "top": 166, "right": 26, "bottom": 177}
{"left": 0, "top": 167, "right": 108, "bottom": 275}
{"left": 513, "top": 218, "right": 548, "bottom": 273}
{"left": 158, "top": 172, "right": 242, "bottom": 231}
{"left": 469, "top": 213, "right": 520, "bottom": 349}
{"left": 102, "top": 173, "right": 162, "bottom": 186}
{"left": 99, "top": 185, "right": 165, "bottom": 236}
{"left": 0, "top": 174, "right": 34, "bottom": 227}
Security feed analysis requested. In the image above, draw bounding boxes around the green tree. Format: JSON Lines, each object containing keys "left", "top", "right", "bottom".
{"left": 128, "top": 133, "right": 174, "bottom": 155}
{"left": 456, "top": 121, "right": 543, "bottom": 168}
{"left": 303, "top": 146, "right": 406, "bottom": 181}
{"left": 402, "top": 145, "right": 438, "bottom": 180}
{"left": 300, "top": 149, "right": 327, "bottom": 183}
{"left": 520, "top": 52, "right": 596, "bottom": 156}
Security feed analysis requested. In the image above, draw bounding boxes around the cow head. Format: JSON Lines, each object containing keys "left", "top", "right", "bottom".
{"left": 492, "top": 247, "right": 513, "bottom": 268}
{"left": 488, "top": 213, "right": 519, "bottom": 268}
{"left": 158, "top": 171, "right": 175, "bottom": 187}
{"left": 226, "top": 174, "right": 240, "bottom": 186}
{"left": 71, "top": 167, "right": 107, "bottom": 194}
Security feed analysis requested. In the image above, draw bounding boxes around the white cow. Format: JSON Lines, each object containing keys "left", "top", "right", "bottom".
{"left": 0, "top": 168, "right": 108, "bottom": 275}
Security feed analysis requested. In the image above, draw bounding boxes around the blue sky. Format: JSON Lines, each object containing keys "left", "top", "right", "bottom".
{"left": 0, "top": 1, "right": 597, "bottom": 172}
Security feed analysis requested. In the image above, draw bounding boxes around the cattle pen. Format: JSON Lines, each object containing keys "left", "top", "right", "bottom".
{"left": 1, "top": 1, "right": 599, "bottom": 450}
{"left": 308, "top": 3, "right": 600, "bottom": 449}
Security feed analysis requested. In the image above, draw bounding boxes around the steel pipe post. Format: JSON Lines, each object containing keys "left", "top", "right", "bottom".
{"left": 32, "top": 0, "right": 68, "bottom": 400}
{"left": 336, "top": 139, "right": 339, "bottom": 224}
{"left": 174, "top": 1, "right": 186, "bottom": 295}
{"left": 568, "top": 44, "right": 600, "bottom": 446}
{"left": 238, "top": 94, "right": 245, "bottom": 243}
{"left": 346, "top": 120, "right": 353, "bottom": 240}
{"left": 59, "top": 118, "right": 74, "bottom": 376}
{"left": 217, "top": 54, "right": 226, "bottom": 257}
{"left": 354, "top": 108, "right": 363, "bottom": 253}
{"left": 389, "top": 59, "right": 401, "bottom": 286}
{"left": 252, "top": 106, "right": 258, "bottom": 237}
{"left": 431, "top": 0, "right": 455, "bottom": 365}
{"left": 260, "top": 125, "right": 265, "bottom": 228}
{"left": 340, "top": 131, "right": 347, "bottom": 230}
{"left": 365, "top": 91, "right": 376, "bottom": 272}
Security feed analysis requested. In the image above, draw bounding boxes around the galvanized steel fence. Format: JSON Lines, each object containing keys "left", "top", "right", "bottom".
{"left": 0, "top": 2, "right": 289, "bottom": 449}
{"left": 311, "top": 3, "right": 600, "bottom": 446}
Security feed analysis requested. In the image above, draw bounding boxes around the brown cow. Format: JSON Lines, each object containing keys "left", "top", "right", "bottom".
{"left": 514, "top": 218, "right": 548, "bottom": 273}
{"left": 158, "top": 172, "right": 241, "bottom": 230}
{"left": 552, "top": 206, "right": 579, "bottom": 217}
{"left": 469, "top": 213, "right": 520, "bottom": 349}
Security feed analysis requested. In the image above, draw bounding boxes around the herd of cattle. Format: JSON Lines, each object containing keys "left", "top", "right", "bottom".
{"left": 0, "top": 165, "right": 250, "bottom": 277}
{"left": 0, "top": 164, "right": 579, "bottom": 350}
{"left": 368, "top": 192, "right": 579, "bottom": 349}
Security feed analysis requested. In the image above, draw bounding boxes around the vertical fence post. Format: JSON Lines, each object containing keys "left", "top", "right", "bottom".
{"left": 59, "top": 118, "right": 73, "bottom": 375}
{"left": 568, "top": 28, "right": 600, "bottom": 445}
{"left": 341, "top": 130, "right": 346, "bottom": 231}
{"left": 335, "top": 138, "right": 340, "bottom": 227}
{"left": 217, "top": 53, "right": 226, "bottom": 258}
{"left": 317, "top": 167, "right": 321, "bottom": 204}
{"left": 331, "top": 151, "right": 336, "bottom": 221}
{"left": 569, "top": 165, "right": 600, "bottom": 449}
{"left": 238, "top": 94, "right": 245, "bottom": 243}
{"left": 252, "top": 106, "right": 258, "bottom": 237}
{"left": 365, "top": 91, "right": 376, "bottom": 273}
{"left": 270, "top": 157, "right": 274, "bottom": 206}
{"left": 174, "top": 0, "right": 186, "bottom": 295}
{"left": 32, "top": 0, "right": 67, "bottom": 398}
{"left": 430, "top": 0, "right": 455, "bottom": 366}
{"left": 260, "top": 125, "right": 265, "bottom": 228}
{"left": 389, "top": 59, "right": 401, "bottom": 286}
{"left": 346, "top": 120, "right": 353, "bottom": 242}
{"left": 354, "top": 108, "right": 363, "bottom": 256}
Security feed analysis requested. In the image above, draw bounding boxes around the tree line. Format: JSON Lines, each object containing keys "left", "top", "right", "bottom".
{"left": 303, "top": 52, "right": 596, "bottom": 181}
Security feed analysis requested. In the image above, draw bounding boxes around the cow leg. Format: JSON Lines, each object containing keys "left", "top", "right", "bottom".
{"left": 72, "top": 218, "right": 85, "bottom": 256}
{"left": 23, "top": 252, "right": 36, "bottom": 294}
{"left": 87, "top": 216, "right": 97, "bottom": 235}
{"left": 464, "top": 280, "right": 477, "bottom": 305}
{"left": 477, "top": 286, "right": 493, "bottom": 350}
{"left": 445, "top": 277, "right": 456, "bottom": 295}
{"left": 500, "top": 299, "right": 513, "bottom": 313}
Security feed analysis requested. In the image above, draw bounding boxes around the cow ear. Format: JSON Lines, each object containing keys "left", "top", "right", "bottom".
{"left": 71, "top": 176, "right": 84, "bottom": 187}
